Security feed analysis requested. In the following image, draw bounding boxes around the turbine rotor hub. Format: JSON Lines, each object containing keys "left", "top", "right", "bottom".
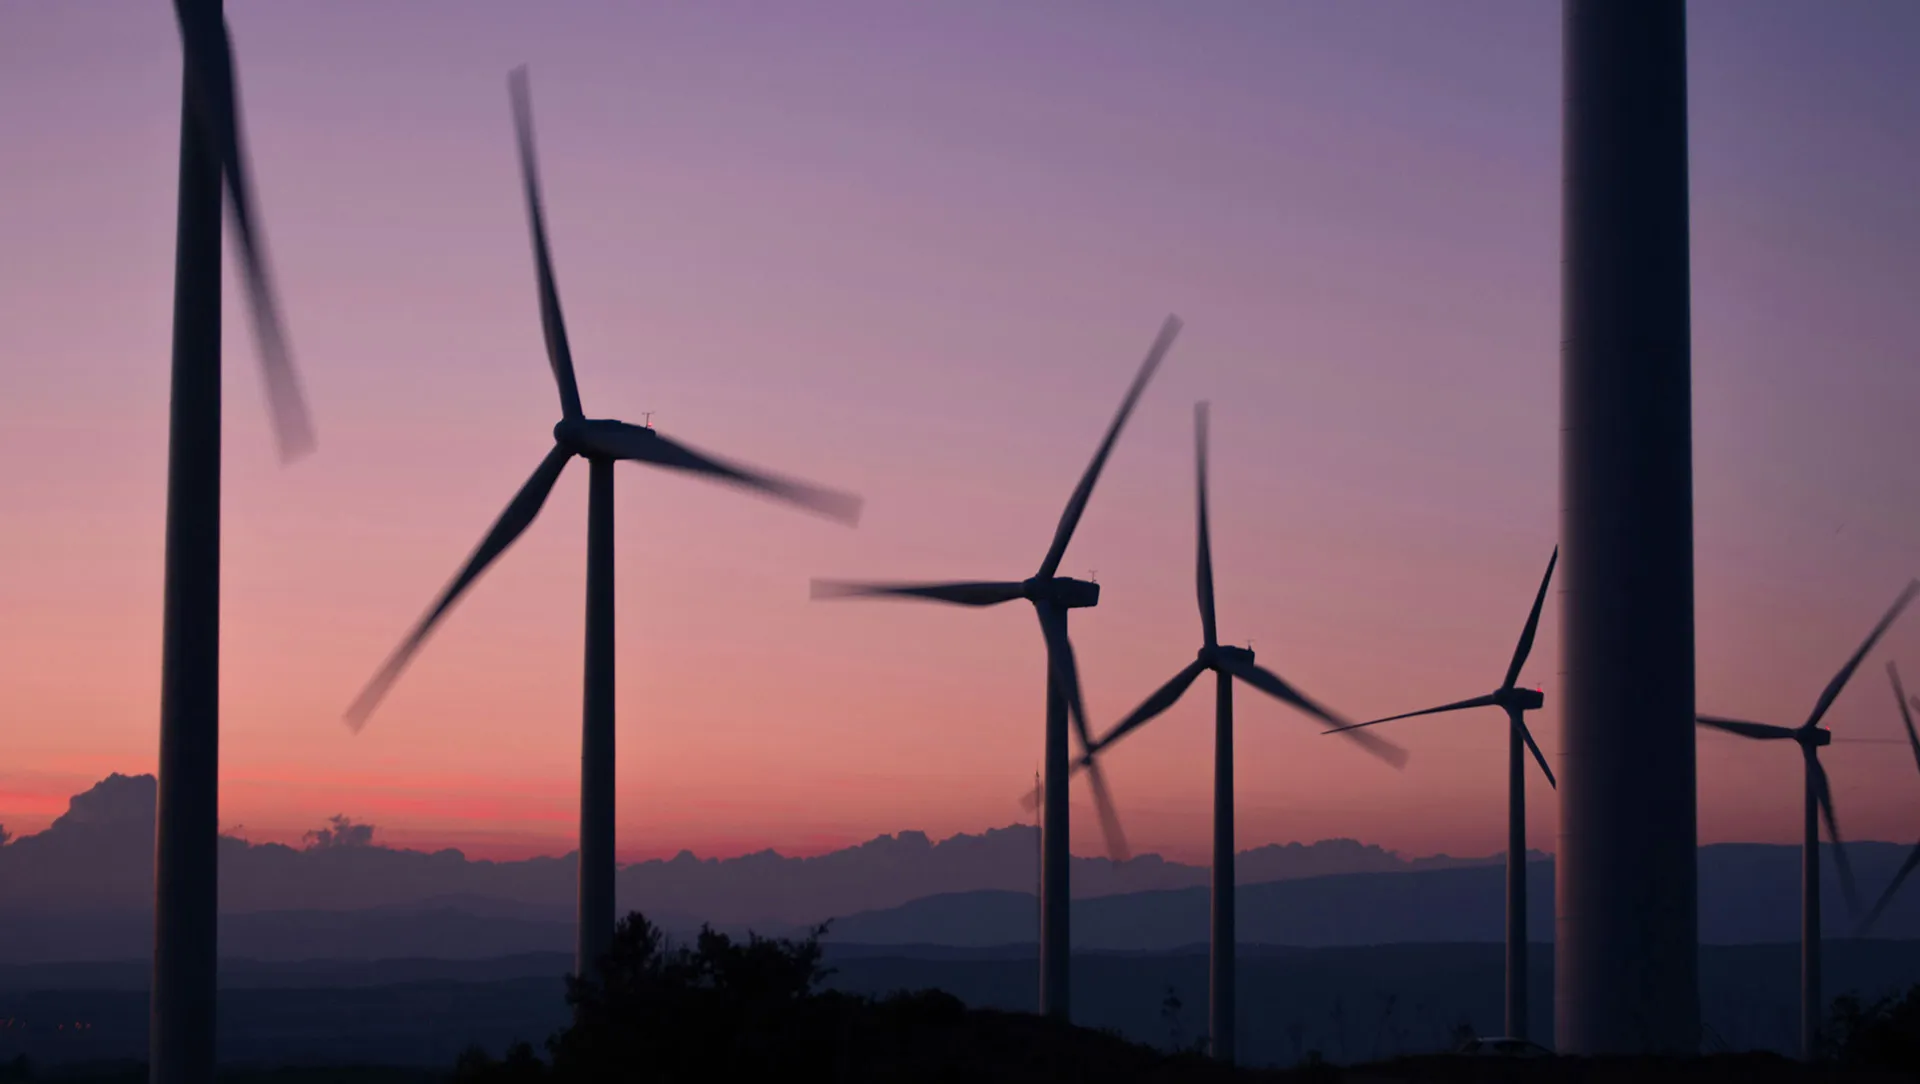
{"left": 554, "top": 417, "right": 636, "bottom": 460}
{"left": 1207, "top": 644, "right": 1254, "bottom": 668}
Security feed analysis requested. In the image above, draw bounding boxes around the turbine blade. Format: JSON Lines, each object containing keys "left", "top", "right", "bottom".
{"left": 1890, "top": 662, "right": 1920, "bottom": 776}
{"left": 173, "top": 1, "right": 313, "bottom": 462}
{"left": 1083, "top": 756, "right": 1132, "bottom": 864}
{"left": 343, "top": 446, "right": 572, "bottom": 730}
{"left": 605, "top": 424, "right": 861, "bottom": 525}
{"left": 1807, "top": 579, "right": 1920, "bottom": 729}
{"left": 1194, "top": 401, "right": 1217, "bottom": 647}
{"left": 1222, "top": 656, "right": 1408, "bottom": 769}
{"left": 810, "top": 579, "right": 1026, "bottom": 607}
{"left": 1035, "top": 315, "right": 1182, "bottom": 579}
{"left": 1511, "top": 712, "right": 1557, "bottom": 789}
{"left": 1811, "top": 754, "right": 1862, "bottom": 919}
{"left": 1035, "top": 604, "right": 1097, "bottom": 756}
{"left": 1021, "top": 773, "right": 1044, "bottom": 814}
{"left": 1034, "top": 603, "right": 1130, "bottom": 862}
{"left": 508, "top": 67, "right": 585, "bottom": 420}
{"left": 1097, "top": 660, "right": 1209, "bottom": 754}
{"left": 1856, "top": 840, "right": 1920, "bottom": 938}
{"left": 1502, "top": 546, "right": 1558, "bottom": 692}
{"left": 1695, "top": 715, "right": 1798, "bottom": 741}
{"left": 1324, "top": 693, "right": 1502, "bottom": 733}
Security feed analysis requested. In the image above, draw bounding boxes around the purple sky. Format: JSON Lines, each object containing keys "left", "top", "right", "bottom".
{"left": 2, "top": 2, "right": 1919, "bottom": 863}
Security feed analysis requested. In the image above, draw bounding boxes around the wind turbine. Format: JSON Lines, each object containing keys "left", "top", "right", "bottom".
{"left": 1078, "top": 401, "right": 1407, "bottom": 1064}
{"left": 342, "top": 68, "right": 862, "bottom": 985}
{"left": 1323, "top": 546, "right": 1559, "bottom": 1044}
{"left": 154, "top": 4, "right": 314, "bottom": 1083}
{"left": 810, "top": 314, "right": 1183, "bottom": 1020}
{"left": 1696, "top": 578, "right": 1919, "bottom": 1062}
{"left": 1856, "top": 662, "right": 1920, "bottom": 937}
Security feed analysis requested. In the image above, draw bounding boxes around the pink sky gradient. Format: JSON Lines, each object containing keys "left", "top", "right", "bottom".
{"left": 4, "top": 2, "right": 1920, "bottom": 865}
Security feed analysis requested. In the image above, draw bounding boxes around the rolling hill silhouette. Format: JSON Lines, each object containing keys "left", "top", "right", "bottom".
{"left": 2, "top": 774, "right": 1916, "bottom": 967}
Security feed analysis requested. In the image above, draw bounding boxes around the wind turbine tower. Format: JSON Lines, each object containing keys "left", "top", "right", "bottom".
{"left": 1556, "top": 0, "right": 1699, "bottom": 1054}
{"left": 155, "top": 3, "right": 315, "bottom": 1083}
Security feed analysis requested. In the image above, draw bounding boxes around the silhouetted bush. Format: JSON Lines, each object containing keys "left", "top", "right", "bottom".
{"left": 1827, "top": 983, "right": 1920, "bottom": 1071}
{"left": 453, "top": 1040, "right": 548, "bottom": 1082}
{"left": 456, "top": 910, "right": 1254, "bottom": 1082}
{"left": 545, "top": 912, "right": 841, "bottom": 1078}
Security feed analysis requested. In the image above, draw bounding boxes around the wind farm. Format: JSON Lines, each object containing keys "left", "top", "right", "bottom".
{"left": 6, "top": 2, "right": 1920, "bottom": 1081}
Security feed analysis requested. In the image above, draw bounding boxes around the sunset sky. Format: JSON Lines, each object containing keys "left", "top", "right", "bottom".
{"left": 4, "top": 2, "right": 1920, "bottom": 865}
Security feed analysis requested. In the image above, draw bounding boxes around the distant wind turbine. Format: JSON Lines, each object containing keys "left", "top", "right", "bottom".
{"left": 1696, "top": 578, "right": 1919, "bottom": 1062}
{"left": 154, "top": 3, "right": 315, "bottom": 1083}
{"left": 343, "top": 67, "right": 862, "bottom": 985}
{"left": 811, "top": 314, "right": 1183, "bottom": 1020}
{"left": 1080, "top": 401, "right": 1408, "bottom": 1064}
{"left": 1323, "top": 545, "right": 1558, "bottom": 1043}
{"left": 1856, "top": 662, "right": 1920, "bottom": 937}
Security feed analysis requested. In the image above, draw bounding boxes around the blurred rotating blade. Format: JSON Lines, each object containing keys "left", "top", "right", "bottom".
{"left": 596, "top": 422, "right": 861, "bottom": 525}
{"left": 508, "top": 66, "right": 585, "bottom": 420}
{"left": 1194, "top": 401, "right": 1217, "bottom": 647}
{"left": 1889, "top": 662, "right": 1920, "bottom": 775}
{"left": 812, "top": 579, "right": 1026, "bottom": 607}
{"left": 1696, "top": 715, "right": 1798, "bottom": 742}
{"left": 1036, "top": 315, "right": 1182, "bottom": 580}
{"left": 1806, "top": 579, "right": 1920, "bottom": 730}
{"left": 344, "top": 446, "right": 573, "bottom": 730}
{"left": 1811, "top": 754, "right": 1862, "bottom": 919}
{"left": 1035, "top": 603, "right": 1129, "bottom": 862}
{"left": 1502, "top": 546, "right": 1558, "bottom": 692}
{"left": 1223, "top": 655, "right": 1407, "bottom": 769}
{"left": 1857, "top": 840, "right": 1920, "bottom": 938}
{"left": 173, "top": 0, "right": 313, "bottom": 461}
{"left": 1082, "top": 757, "right": 1130, "bottom": 865}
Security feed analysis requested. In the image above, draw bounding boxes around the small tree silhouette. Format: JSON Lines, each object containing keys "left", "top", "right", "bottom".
{"left": 1160, "top": 985, "right": 1184, "bottom": 1052}
{"left": 1449, "top": 1018, "right": 1478, "bottom": 1051}
{"left": 453, "top": 1041, "right": 545, "bottom": 1082}
{"left": 1827, "top": 984, "right": 1920, "bottom": 1071}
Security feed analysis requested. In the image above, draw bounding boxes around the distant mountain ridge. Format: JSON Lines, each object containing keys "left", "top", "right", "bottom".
{"left": 5, "top": 774, "right": 1916, "bottom": 969}
{"left": 0, "top": 773, "right": 1512, "bottom": 925}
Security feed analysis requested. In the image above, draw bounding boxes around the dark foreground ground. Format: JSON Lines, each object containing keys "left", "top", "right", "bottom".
{"left": 1, "top": 1051, "right": 1912, "bottom": 1083}
{"left": 8, "top": 941, "right": 1919, "bottom": 1069}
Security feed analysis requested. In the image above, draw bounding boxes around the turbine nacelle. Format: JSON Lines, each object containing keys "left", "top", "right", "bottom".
{"left": 1028, "top": 576, "right": 1099, "bottom": 610}
{"left": 1201, "top": 643, "right": 1254, "bottom": 669}
{"left": 1497, "top": 686, "right": 1545, "bottom": 712}
{"left": 1802, "top": 725, "right": 1833, "bottom": 749}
